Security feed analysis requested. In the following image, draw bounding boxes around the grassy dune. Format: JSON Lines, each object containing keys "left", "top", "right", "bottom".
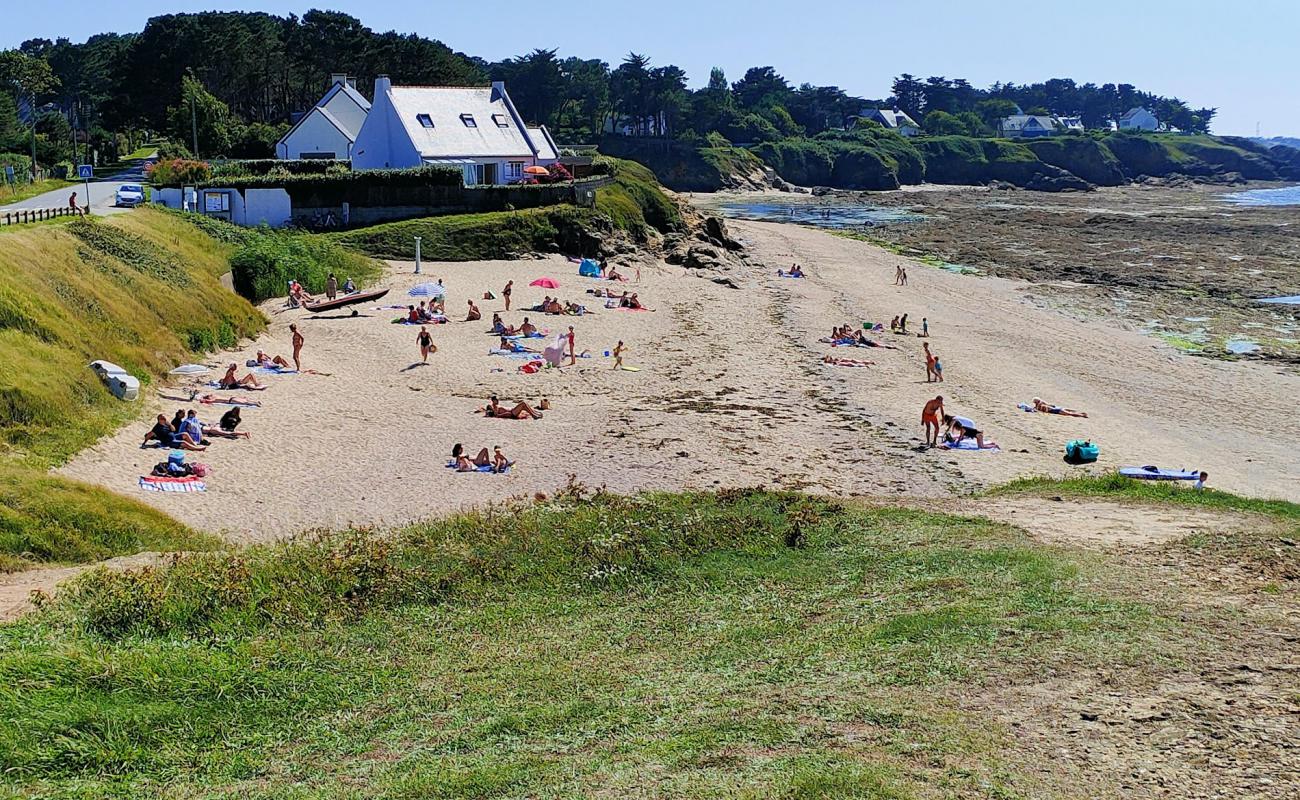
{"left": 0, "top": 489, "right": 1180, "bottom": 798}
{"left": 0, "top": 209, "right": 262, "bottom": 569}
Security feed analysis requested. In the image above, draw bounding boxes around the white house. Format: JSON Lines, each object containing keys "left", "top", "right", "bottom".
{"left": 1118, "top": 107, "right": 1159, "bottom": 132}
{"left": 1057, "top": 116, "right": 1085, "bottom": 132}
{"left": 276, "top": 74, "right": 371, "bottom": 160}
{"left": 860, "top": 108, "right": 921, "bottom": 137}
{"left": 350, "top": 78, "right": 558, "bottom": 184}
{"left": 998, "top": 114, "right": 1061, "bottom": 138}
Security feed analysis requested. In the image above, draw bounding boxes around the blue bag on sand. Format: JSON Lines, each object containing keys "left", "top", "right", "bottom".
{"left": 1064, "top": 439, "right": 1099, "bottom": 464}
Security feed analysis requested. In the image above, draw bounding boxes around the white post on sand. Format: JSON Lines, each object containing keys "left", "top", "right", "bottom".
{"left": 414, "top": 236, "right": 422, "bottom": 274}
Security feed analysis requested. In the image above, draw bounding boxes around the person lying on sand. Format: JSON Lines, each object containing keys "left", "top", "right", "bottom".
{"left": 823, "top": 355, "right": 873, "bottom": 367}
{"left": 922, "top": 396, "right": 945, "bottom": 448}
{"left": 854, "top": 331, "right": 896, "bottom": 349}
{"left": 452, "top": 442, "right": 491, "bottom": 471}
{"left": 943, "top": 414, "right": 987, "bottom": 449}
{"left": 220, "top": 364, "right": 263, "bottom": 390}
{"left": 254, "top": 350, "right": 292, "bottom": 370}
{"left": 1032, "top": 397, "right": 1089, "bottom": 418}
{"left": 143, "top": 413, "right": 206, "bottom": 451}
{"left": 500, "top": 336, "right": 537, "bottom": 354}
{"left": 187, "top": 408, "right": 249, "bottom": 441}
{"left": 466, "top": 300, "right": 482, "bottom": 321}
{"left": 486, "top": 395, "right": 543, "bottom": 420}
{"left": 192, "top": 392, "right": 261, "bottom": 407}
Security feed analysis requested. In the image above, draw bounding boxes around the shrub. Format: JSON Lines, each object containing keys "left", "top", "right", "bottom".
{"left": 211, "top": 159, "right": 348, "bottom": 179}
{"left": 229, "top": 227, "right": 379, "bottom": 302}
{"left": 146, "top": 158, "right": 213, "bottom": 185}
{"left": 199, "top": 165, "right": 461, "bottom": 191}
{"left": 752, "top": 138, "right": 835, "bottom": 186}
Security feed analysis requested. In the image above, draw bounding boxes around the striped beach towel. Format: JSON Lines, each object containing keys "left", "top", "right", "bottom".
{"left": 139, "top": 475, "right": 207, "bottom": 492}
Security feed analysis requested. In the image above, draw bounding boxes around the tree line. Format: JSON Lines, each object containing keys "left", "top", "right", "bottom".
{"left": 1, "top": 9, "right": 1216, "bottom": 171}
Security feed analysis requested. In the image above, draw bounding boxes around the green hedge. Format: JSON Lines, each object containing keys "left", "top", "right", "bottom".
{"left": 210, "top": 158, "right": 345, "bottom": 178}
{"left": 332, "top": 206, "right": 607, "bottom": 261}
{"left": 188, "top": 165, "right": 463, "bottom": 191}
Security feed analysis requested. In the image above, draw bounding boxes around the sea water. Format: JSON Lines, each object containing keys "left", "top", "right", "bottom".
{"left": 711, "top": 199, "right": 925, "bottom": 229}
{"left": 1222, "top": 184, "right": 1300, "bottom": 207}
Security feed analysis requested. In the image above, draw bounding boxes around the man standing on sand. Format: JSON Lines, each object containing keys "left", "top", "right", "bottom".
{"left": 290, "top": 323, "right": 304, "bottom": 371}
{"left": 894, "top": 265, "right": 903, "bottom": 285}
{"left": 922, "top": 396, "right": 945, "bottom": 448}
{"left": 900, "top": 267, "right": 908, "bottom": 286}
{"left": 567, "top": 325, "right": 576, "bottom": 365}
{"left": 326, "top": 273, "right": 338, "bottom": 301}
{"left": 502, "top": 280, "right": 513, "bottom": 311}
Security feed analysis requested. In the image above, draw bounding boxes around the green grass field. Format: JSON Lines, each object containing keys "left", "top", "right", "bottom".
{"left": 0, "top": 489, "right": 1183, "bottom": 798}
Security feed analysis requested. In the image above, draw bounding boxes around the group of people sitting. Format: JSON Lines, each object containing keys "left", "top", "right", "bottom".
{"left": 531, "top": 296, "right": 589, "bottom": 316}
{"left": 490, "top": 314, "right": 542, "bottom": 338}
{"left": 777, "top": 264, "right": 805, "bottom": 278}
{"left": 405, "top": 300, "right": 446, "bottom": 323}
{"left": 451, "top": 443, "right": 513, "bottom": 473}
{"left": 143, "top": 406, "right": 249, "bottom": 451}
{"left": 587, "top": 288, "right": 647, "bottom": 310}
{"left": 827, "top": 324, "right": 897, "bottom": 349}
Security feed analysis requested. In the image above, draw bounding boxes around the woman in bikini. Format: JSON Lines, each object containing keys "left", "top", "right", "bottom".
{"left": 452, "top": 442, "right": 491, "bottom": 471}
{"left": 219, "top": 364, "right": 262, "bottom": 390}
{"left": 486, "top": 395, "right": 543, "bottom": 419}
{"left": 416, "top": 326, "right": 436, "bottom": 362}
{"left": 1032, "top": 397, "right": 1088, "bottom": 418}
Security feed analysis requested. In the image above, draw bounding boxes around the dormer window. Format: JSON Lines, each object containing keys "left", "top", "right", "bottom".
{"left": 460, "top": 114, "right": 477, "bottom": 128}
{"left": 416, "top": 114, "right": 434, "bottom": 128}
{"left": 492, "top": 114, "right": 509, "bottom": 128}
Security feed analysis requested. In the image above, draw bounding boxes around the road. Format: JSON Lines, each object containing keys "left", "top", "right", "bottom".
{"left": 0, "top": 161, "right": 148, "bottom": 217}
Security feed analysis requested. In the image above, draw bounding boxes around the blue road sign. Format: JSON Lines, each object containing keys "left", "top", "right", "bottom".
{"left": 77, "top": 164, "right": 94, "bottom": 179}
{"left": 4, "top": 165, "right": 14, "bottom": 183}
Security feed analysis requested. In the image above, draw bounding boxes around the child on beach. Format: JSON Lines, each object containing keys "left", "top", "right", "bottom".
{"left": 612, "top": 340, "right": 626, "bottom": 369}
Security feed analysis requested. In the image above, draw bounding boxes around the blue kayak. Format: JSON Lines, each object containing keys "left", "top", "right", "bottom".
{"left": 1119, "top": 466, "right": 1199, "bottom": 481}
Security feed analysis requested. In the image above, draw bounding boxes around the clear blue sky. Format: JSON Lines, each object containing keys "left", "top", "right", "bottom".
{"left": 3, "top": 0, "right": 1295, "bottom": 136}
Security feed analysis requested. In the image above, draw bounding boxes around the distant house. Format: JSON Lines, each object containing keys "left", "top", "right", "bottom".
{"left": 276, "top": 74, "right": 371, "bottom": 160}
{"left": 860, "top": 108, "right": 921, "bottom": 137}
{"left": 1057, "top": 116, "right": 1085, "bottom": 133}
{"left": 350, "top": 77, "right": 558, "bottom": 184}
{"left": 998, "top": 114, "right": 1061, "bottom": 138}
{"left": 1118, "top": 107, "right": 1159, "bottom": 132}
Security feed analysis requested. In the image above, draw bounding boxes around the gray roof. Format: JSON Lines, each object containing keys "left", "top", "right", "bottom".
{"left": 1119, "top": 107, "right": 1153, "bottom": 121}
{"left": 864, "top": 108, "right": 919, "bottom": 129}
{"left": 278, "top": 80, "right": 372, "bottom": 148}
{"left": 389, "top": 86, "right": 536, "bottom": 159}
{"left": 1000, "top": 114, "right": 1059, "bottom": 131}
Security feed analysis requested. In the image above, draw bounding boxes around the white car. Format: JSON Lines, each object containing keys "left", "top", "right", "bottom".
{"left": 115, "top": 184, "right": 146, "bottom": 208}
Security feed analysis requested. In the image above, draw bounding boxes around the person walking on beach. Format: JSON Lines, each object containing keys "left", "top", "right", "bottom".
{"left": 326, "top": 273, "right": 338, "bottom": 301}
{"left": 612, "top": 340, "right": 626, "bottom": 370}
{"left": 416, "top": 325, "right": 436, "bottom": 362}
{"left": 290, "top": 323, "right": 304, "bottom": 371}
{"left": 894, "top": 265, "right": 903, "bottom": 285}
{"left": 919, "top": 317, "right": 929, "bottom": 338}
{"left": 922, "top": 396, "right": 945, "bottom": 448}
{"left": 567, "top": 325, "right": 576, "bottom": 366}
{"left": 502, "top": 280, "right": 513, "bottom": 311}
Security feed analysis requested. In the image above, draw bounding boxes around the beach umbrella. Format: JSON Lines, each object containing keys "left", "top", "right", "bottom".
{"left": 529, "top": 277, "right": 560, "bottom": 289}
{"left": 523, "top": 165, "right": 550, "bottom": 175}
{"left": 408, "top": 282, "right": 445, "bottom": 297}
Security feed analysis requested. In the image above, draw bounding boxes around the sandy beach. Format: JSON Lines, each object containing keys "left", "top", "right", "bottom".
{"left": 59, "top": 219, "right": 1300, "bottom": 542}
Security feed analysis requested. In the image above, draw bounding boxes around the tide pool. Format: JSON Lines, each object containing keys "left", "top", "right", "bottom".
{"left": 1222, "top": 184, "right": 1300, "bottom": 207}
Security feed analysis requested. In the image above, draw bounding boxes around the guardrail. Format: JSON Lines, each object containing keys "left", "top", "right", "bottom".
{"left": 0, "top": 206, "right": 83, "bottom": 227}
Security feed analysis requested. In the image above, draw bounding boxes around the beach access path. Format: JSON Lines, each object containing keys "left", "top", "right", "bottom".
{"left": 58, "top": 220, "right": 1300, "bottom": 542}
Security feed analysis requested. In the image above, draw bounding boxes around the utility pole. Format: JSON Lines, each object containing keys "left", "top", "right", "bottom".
{"left": 414, "top": 236, "right": 422, "bottom": 274}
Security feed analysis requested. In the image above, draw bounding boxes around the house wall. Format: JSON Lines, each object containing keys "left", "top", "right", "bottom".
{"left": 244, "top": 189, "right": 292, "bottom": 227}
{"left": 351, "top": 91, "right": 423, "bottom": 170}
{"left": 280, "top": 111, "right": 352, "bottom": 159}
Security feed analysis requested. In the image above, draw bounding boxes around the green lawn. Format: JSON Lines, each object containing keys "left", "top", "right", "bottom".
{"left": 119, "top": 146, "right": 159, "bottom": 161}
{"left": 0, "top": 490, "right": 1172, "bottom": 798}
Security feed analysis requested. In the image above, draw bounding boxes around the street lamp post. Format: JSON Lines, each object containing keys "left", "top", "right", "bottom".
{"left": 414, "top": 236, "right": 422, "bottom": 274}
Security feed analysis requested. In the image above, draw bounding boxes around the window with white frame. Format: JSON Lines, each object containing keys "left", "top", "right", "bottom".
{"left": 506, "top": 161, "right": 524, "bottom": 180}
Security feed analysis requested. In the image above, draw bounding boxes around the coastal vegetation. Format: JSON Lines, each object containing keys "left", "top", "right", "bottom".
{"left": 333, "top": 157, "right": 683, "bottom": 260}
{"left": 0, "top": 487, "right": 1186, "bottom": 796}
{"left": 0, "top": 209, "right": 259, "bottom": 569}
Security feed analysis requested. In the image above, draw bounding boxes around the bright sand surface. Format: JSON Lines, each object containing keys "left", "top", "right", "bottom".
{"left": 60, "top": 220, "right": 1300, "bottom": 543}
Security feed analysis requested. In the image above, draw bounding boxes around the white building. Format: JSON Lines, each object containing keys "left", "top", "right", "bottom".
{"left": 1118, "top": 107, "right": 1159, "bottom": 132}
{"left": 276, "top": 74, "right": 371, "bottom": 160}
{"left": 860, "top": 108, "right": 921, "bottom": 137}
{"left": 350, "top": 78, "right": 558, "bottom": 184}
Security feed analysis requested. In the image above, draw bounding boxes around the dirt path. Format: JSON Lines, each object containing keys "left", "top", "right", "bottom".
{"left": 0, "top": 552, "right": 167, "bottom": 621}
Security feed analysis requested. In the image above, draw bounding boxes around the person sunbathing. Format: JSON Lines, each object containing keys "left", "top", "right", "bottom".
{"left": 607, "top": 267, "right": 624, "bottom": 281}
{"left": 1032, "top": 397, "right": 1089, "bottom": 417}
{"left": 492, "top": 446, "right": 513, "bottom": 473}
{"left": 520, "top": 317, "right": 538, "bottom": 336}
{"left": 417, "top": 301, "right": 434, "bottom": 322}
{"left": 254, "top": 350, "right": 292, "bottom": 369}
{"left": 466, "top": 300, "right": 482, "bottom": 321}
{"left": 564, "top": 301, "right": 586, "bottom": 315}
{"left": 823, "top": 354, "right": 873, "bottom": 367}
{"left": 626, "top": 293, "right": 645, "bottom": 310}
{"left": 486, "top": 395, "right": 543, "bottom": 420}
{"left": 854, "top": 331, "right": 897, "bottom": 349}
{"left": 452, "top": 442, "right": 491, "bottom": 471}
{"left": 219, "top": 364, "right": 262, "bottom": 389}
{"left": 216, "top": 407, "right": 251, "bottom": 438}
{"left": 143, "top": 413, "right": 206, "bottom": 451}
{"left": 406, "top": 305, "right": 420, "bottom": 323}
{"left": 544, "top": 298, "right": 565, "bottom": 314}
{"left": 500, "top": 336, "right": 537, "bottom": 353}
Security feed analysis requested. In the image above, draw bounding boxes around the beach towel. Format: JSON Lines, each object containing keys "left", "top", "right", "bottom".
{"left": 253, "top": 366, "right": 298, "bottom": 376}
{"left": 139, "top": 475, "right": 207, "bottom": 492}
{"left": 198, "top": 397, "right": 261, "bottom": 408}
{"left": 169, "top": 364, "right": 210, "bottom": 375}
{"left": 939, "top": 439, "right": 1001, "bottom": 452}
{"left": 445, "top": 461, "right": 511, "bottom": 474}
{"left": 518, "top": 360, "right": 545, "bottom": 373}
{"left": 490, "top": 349, "right": 540, "bottom": 359}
